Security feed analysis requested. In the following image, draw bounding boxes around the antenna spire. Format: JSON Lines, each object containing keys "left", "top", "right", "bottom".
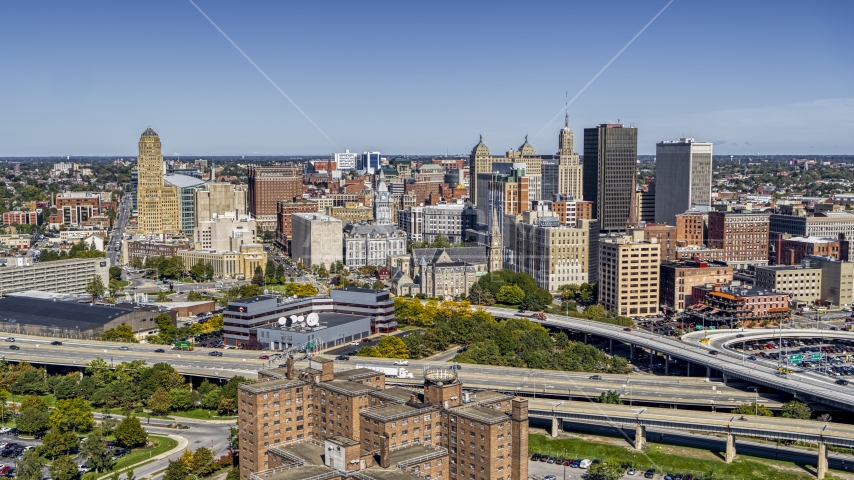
{"left": 565, "top": 92, "right": 569, "bottom": 128}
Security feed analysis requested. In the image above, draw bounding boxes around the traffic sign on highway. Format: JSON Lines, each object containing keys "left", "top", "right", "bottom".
{"left": 810, "top": 353, "right": 822, "bottom": 362}
{"left": 788, "top": 354, "right": 803, "bottom": 365}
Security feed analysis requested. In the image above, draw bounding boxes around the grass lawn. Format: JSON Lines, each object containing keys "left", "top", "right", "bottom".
{"left": 9, "top": 393, "right": 57, "bottom": 406}
{"left": 118, "top": 280, "right": 130, "bottom": 288}
{"left": 265, "top": 284, "right": 290, "bottom": 292}
{"left": 168, "top": 408, "right": 236, "bottom": 420}
{"left": 529, "top": 434, "right": 838, "bottom": 480}
{"left": 113, "top": 434, "right": 177, "bottom": 471}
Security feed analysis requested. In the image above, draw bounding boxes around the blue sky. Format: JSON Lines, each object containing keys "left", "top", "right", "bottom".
{"left": 0, "top": 1, "right": 852, "bottom": 156}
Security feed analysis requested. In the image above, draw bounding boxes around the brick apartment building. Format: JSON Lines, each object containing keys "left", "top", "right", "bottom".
{"left": 50, "top": 194, "right": 101, "bottom": 226}
{"left": 237, "top": 356, "right": 528, "bottom": 480}
{"left": 706, "top": 211, "right": 770, "bottom": 270}
{"left": 675, "top": 212, "right": 706, "bottom": 247}
{"left": 3, "top": 211, "right": 41, "bottom": 226}
{"left": 771, "top": 235, "right": 841, "bottom": 265}
{"left": 248, "top": 165, "right": 304, "bottom": 231}
{"left": 659, "top": 260, "right": 733, "bottom": 312}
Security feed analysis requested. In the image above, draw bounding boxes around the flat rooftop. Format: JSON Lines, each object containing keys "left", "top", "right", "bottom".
{"left": 257, "top": 465, "right": 333, "bottom": 480}
{"left": 259, "top": 313, "right": 369, "bottom": 331}
{"left": 0, "top": 296, "right": 135, "bottom": 329}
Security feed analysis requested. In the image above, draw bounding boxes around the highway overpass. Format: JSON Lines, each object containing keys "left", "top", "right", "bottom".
{"left": 525, "top": 399, "right": 854, "bottom": 479}
{"left": 483, "top": 308, "right": 854, "bottom": 412}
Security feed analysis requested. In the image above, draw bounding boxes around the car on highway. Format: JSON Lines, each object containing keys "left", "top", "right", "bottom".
{"left": 4, "top": 338, "right": 13, "bottom": 342}
{"left": 837, "top": 379, "right": 849, "bottom": 386}
{"left": 259, "top": 355, "right": 270, "bottom": 360}
{"left": 349, "top": 341, "right": 360, "bottom": 346}
{"left": 709, "top": 350, "right": 719, "bottom": 355}
{"left": 154, "top": 348, "right": 165, "bottom": 353}
{"left": 543, "top": 476, "right": 556, "bottom": 480}
{"left": 118, "top": 346, "right": 130, "bottom": 351}
{"left": 335, "top": 355, "right": 350, "bottom": 361}
{"left": 8, "top": 346, "right": 18, "bottom": 351}
{"left": 623, "top": 327, "right": 632, "bottom": 331}
{"left": 589, "top": 375, "right": 602, "bottom": 380}
{"left": 50, "top": 341, "right": 62, "bottom": 346}
{"left": 747, "top": 355, "right": 757, "bottom": 361}
{"left": 393, "top": 360, "right": 409, "bottom": 366}
{"left": 209, "top": 351, "right": 223, "bottom": 357}
{"left": 362, "top": 338, "right": 372, "bottom": 343}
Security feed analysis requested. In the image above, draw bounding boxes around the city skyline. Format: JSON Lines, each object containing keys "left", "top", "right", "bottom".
{"left": 0, "top": 1, "right": 852, "bottom": 156}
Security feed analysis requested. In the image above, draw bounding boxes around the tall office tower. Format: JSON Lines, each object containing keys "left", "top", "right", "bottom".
{"left": 598, "top": 230, "right": 661, "bottom": 316}
{"left": 359, "top": 151, "right": 381, "bottom": 174}
{"left": 541, "top": 161, "right": 559, "bottom": 200}
{"left": 654, "top": 138, "right": 713, "bottom": 225}
{"left": 583, "top": 123, "right": 638, "bottom": 233}
{"left": 558, "top": 113, "right": 583, "bottom": 199}
{"left": 247, "top": 165, "right": 303, "bottom": 231}
{"left": 193, "top": 183, "right": 248, "bottom": 228}
{"left": 469, "top": 135, "right": 493, "bottom": 205}
{"left": 136, "top": 128, "right": 180, "bottom": 235}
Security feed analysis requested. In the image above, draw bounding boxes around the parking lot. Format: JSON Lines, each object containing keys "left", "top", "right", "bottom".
{"left": 0, "top": 432, "right": 42, "bottom": 477}
{"left": 527, "top": 458, "right": 696, "bottom": 480}
{"left": 729, "top": 337, "right": 854, "bottom": 377}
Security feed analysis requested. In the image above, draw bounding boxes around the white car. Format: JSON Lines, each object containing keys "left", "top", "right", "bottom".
{"left": 349, "top": 341, "right": 360, "bottom": 346}
{"left": 394, "top": 360, "right": 409, "bottom": 366}
{"left": 579, "top": 459, "right": 592, "bottom": 469}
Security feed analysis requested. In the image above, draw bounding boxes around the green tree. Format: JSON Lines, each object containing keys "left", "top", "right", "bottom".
{"left": 49, "top": 455, "right": 79, "bottom": 480}
{"left": 202, "top": 389, "right": 222, "bottom": 410}
{"left": 15, "top": 450, "right": 45, "bottom": 480}
{"left": 40, "top": 430, "right": 79, "bottom": 459}
{"left": 156, "top": 291, "right": 170, "bottom": 302}
{"left": 10, "top": 369, "right": 48, "bottom": 395}
{"left": 781, "top": 400, "right": 812, "bottom": 420}
{"left": 129, "top": 257, "right": 144, "bottom": 269}
{"left": 17, "top": 395, "right": 50, "bottom": 434}
{"left": 86, "top": 357, "right": 116, "bottom": 385}
{"left": 114, "top": 415, "right": 148, "bottom": 448}
{"left": 54, "top": 375, "right": 80, "bottom": 400}
{"left": 190, "top": 259, "right": 207, "bottom": 281}
{"left": 109, "top": 266, "right": 123, "bottom": 281}
{"left": 187, "top": 290, "right": 204, "bottom": 301}
{"left": 87, "top": 274, "right": 106, "bottom": 298}
{"left": 221, "top": 376, "right": 248, "bottom": 404}
{"left": 496, "top": 285, "right": 525, "bottom": 305}
{"left": 732, "top": 402, "right": 774, "bottom": 417}
{"left": 148, "top": 387, "right": 173, "bottom": 415}
{"left": 586, "top": 462, "right": 626, "bottom": 480}
{"left": 372, "top": 280, "right": 385, "bottom": 290}
{"left": 467, "top": 284, "right": 495, "bottom": 306}
{"left": 163, "top": 459, "right": 188, "bottom": 480}
{"left": 169, "top": 388, "right": 193, "bottom": 411}
{"left": 100, "top": 324, "right": 138, "bottom": 342}
{"left": 189, "top": 447, "right": 215, "bottom": 475}
{"left": 374, "top": 336, "right": 409, "bottom": 358}
{"left": 50, "top": 397, "right": 95, "bottom": 433}
{"left": 80, "top": 429, "right": 113, "bottom": 473}
{"left": 291, "top": 283, "right": 317, "bottom": 296}
{"left": 432, "top": 235, "right": 451, "bottom": 248}
{"left": 597, "top": 390, "right": 622, "bottom": 404}
{"left": 252, "top": 265, "right": 264, "bottom": 286}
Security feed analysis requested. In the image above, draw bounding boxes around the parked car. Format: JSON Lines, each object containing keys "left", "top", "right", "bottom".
{"left": 627, "top": 467, "right": 637, "bottom": 475}
{"left": 579, "top": 459, "right": 592, "bottom": 469}
{"left": 644, "top": 469, "right": 656, "bottom": 478}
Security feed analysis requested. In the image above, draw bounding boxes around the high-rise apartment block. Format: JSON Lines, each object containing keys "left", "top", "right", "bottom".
{"left": 654, "top": 138, "right": 713, "bottom": 226}
{"left": 583, "top": 124, "right": 638, "bottom": 233}
{"left": 291, "top": 213, "right": 343, "bottom": 269}
{"left": 707, "top": 211, "right": 770, "bottom": 270}
{"left": 598, "top": 230, "right": 660, "bottom": 316}
{"left": 136, "top": 128, "right": 180, "bottom": 234}
{"left": 248, "top": 165, "right": 303, "bottom": 231}
{"left": 237, "top": 357, "right": 529, "bottom": 480}
{"left": 193, "top": 183, "right": 248, "bottom": 228}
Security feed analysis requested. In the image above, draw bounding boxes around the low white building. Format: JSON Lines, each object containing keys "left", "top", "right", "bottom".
{"left": 194, "top": 213, "right": 257, "bottom": 252}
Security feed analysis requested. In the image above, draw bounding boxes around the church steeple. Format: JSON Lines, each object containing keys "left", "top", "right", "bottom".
{"left": 487, "top": 207, "right": 502, "bottom": 273}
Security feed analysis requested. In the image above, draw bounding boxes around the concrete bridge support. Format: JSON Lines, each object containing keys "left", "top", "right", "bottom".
{"left": 584, "top": 333, "right": 588, "bottom": 344}
{"left": 818, "top": 442, "right": 828, "bottom": 479}
{"left": 551, "top": 417, "right": 560, "bottom": 438}
{"left": 630, "top": 344, "right": 635, "bottom": 359}
{"left": 725, "top": 433, "right": 736, "bottom": 463}
{"left": 686, "top": 361, "right": 691, "bottom": 376}
{"left": 665, "top": 356, "right": 669, "bottom": 375}
{"left": 650, "top": 351, "right": 655, "bottom": 368}
{"left": 634, "top": 424, "right": 646, "bottom": 450}
{"left": 706, "top": 365, "right": 712, "bottom": 378}
{"left": 609, "top": 338, "right": 613, "bottom": 351}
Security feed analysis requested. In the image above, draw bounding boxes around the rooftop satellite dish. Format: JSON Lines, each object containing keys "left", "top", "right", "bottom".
{"left": 297, "top": 315, "right": 305, "bottom": 323}
{"left": 305, "top": 313, "right": 319, "bottom": 327}
{"left": 289, "top": 315, "right": 298, "bottom": 323}
{"left": 277, "top": 317, "right": 287, "bottom": 326}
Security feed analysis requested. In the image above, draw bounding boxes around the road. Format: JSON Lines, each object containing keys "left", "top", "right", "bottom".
{"left": 482, "top": 307, "right": 854, "bottom": 412}
{"left": 107, "top": 195, "right": 131, "bottom": 265}
{"left": 1, "top": 335, "right": 267, "bottom": 379}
